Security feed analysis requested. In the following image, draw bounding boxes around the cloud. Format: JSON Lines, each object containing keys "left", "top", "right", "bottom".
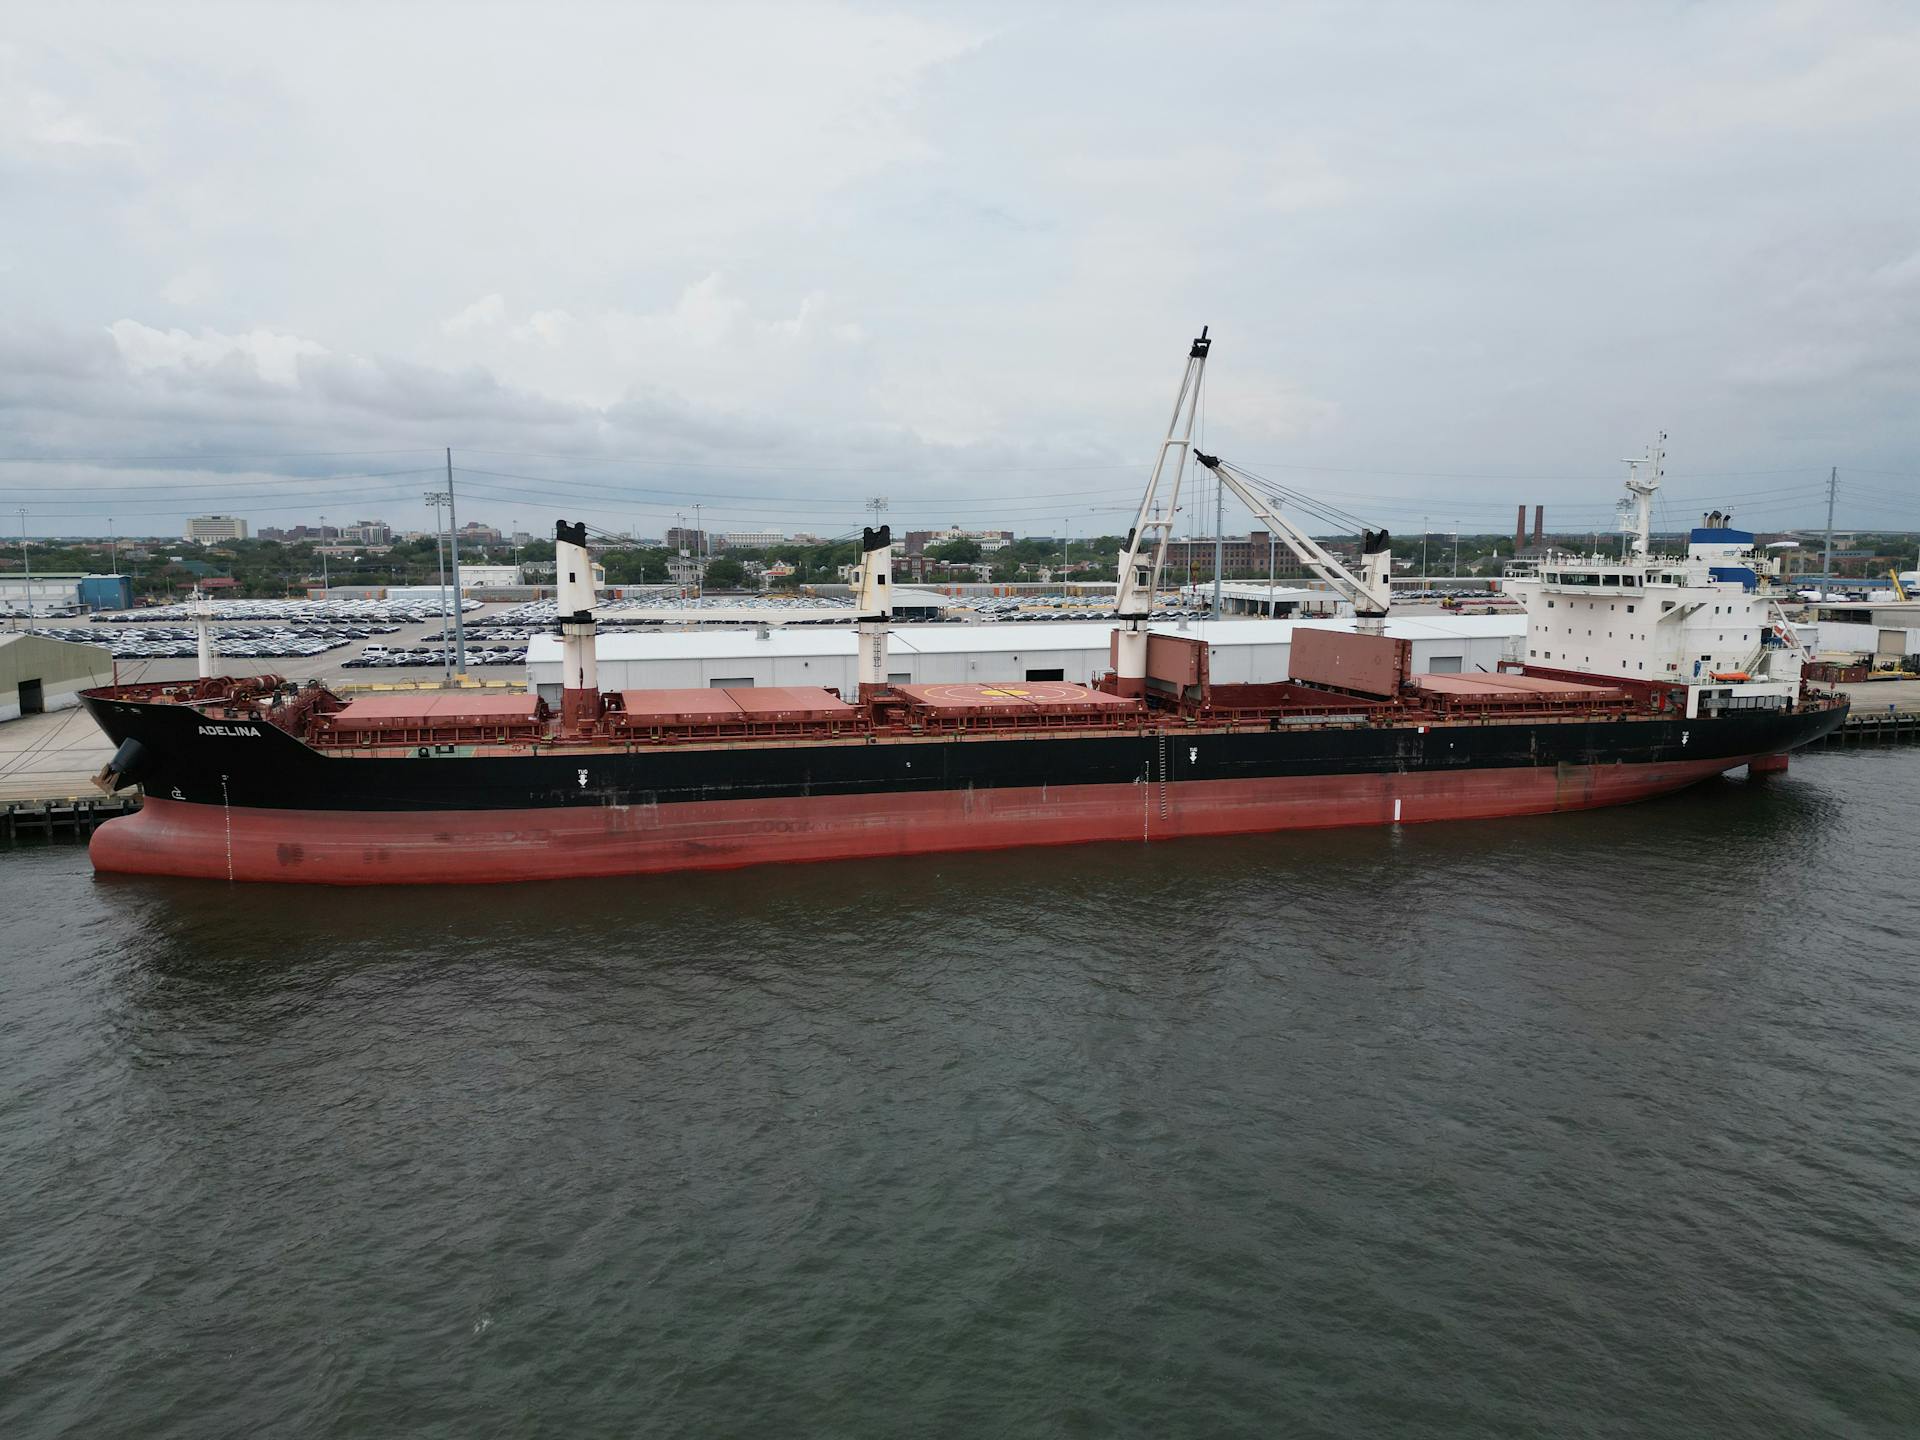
{"left": 441, "top": 294, "right": 507, "bottom": 337}
{"left": 159, "top": 266, "right": 217, "bottom": 306}
{"left": 0, "top": 1, "right": 1916, "bottom": 538}
{"left": 107, "top": 320, "right": 329, "bottom": 387}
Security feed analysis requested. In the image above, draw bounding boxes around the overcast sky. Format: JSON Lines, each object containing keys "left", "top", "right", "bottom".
{"left": 2, "top": 1, "right": 1916, "bottom": 541}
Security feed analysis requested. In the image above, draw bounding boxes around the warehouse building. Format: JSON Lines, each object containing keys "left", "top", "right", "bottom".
{"left": 0, "top": 573, "right": 132, "bottom": 615}
{"left": 526, "top": 615, "right": 1526, "bottom": 706}
{"left": 0, "top": 633, "right": 115, "bottom": 722}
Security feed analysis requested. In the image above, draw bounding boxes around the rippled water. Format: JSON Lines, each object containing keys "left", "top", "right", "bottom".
{"left": 4, "top": 750, "right": 1919, "bottom": 1438}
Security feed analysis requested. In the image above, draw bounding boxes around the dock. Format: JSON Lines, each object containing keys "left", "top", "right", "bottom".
{"left": 3, "top": 794, "right": 140, "bottom": 841}
{"left": 1824, "top": 679, "right": 1920, "bottom": 747}
{"left": 1819, "top": 706, "right": 1920, "bottom": 746}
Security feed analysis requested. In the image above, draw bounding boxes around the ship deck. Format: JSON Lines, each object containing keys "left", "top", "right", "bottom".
{"left": 80, "top": 666, "right": 1841, "bottom": 763}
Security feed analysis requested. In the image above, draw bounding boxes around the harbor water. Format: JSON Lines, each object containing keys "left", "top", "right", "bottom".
{"left": 3, "top": 748, "right": 1918, "bottom": 1437}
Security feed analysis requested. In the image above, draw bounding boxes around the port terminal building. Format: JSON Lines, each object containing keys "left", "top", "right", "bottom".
{"left": 526, "top": 615, "right": 1526, "bottom": 707}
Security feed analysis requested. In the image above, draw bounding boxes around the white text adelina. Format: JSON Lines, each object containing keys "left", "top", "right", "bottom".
{"left": 197, "top": 724, "right": 262, "bottom": 737}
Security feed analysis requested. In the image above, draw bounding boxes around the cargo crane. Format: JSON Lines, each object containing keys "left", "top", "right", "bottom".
{"left": 1110, "top": 330, "right": 1396, "bottom": 691}
{"left": 1190, "top": 452, "right": 1394, "bottom": 632}
{"left": 1111, "top": 327, "right": 1211, "bottom": 696}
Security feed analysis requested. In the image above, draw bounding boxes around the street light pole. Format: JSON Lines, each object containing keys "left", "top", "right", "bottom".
{"left": 319, "top": 515, "right": 329, "bottom": 595}
{"left": 17, "top": 507, "right": 30, "bottom": 623}
{"left": 444, "top": 447, "right": 467, "bottom": 673}
{"left": 425, "top": 490, "right": 451, "bottom": 680}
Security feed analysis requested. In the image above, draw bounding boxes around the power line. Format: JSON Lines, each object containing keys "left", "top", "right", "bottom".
{"left": 0, "top": 448, "right": 444, "bottom": 464}
{"left": 0, "top": 466, "right": 446, "bottom": 500}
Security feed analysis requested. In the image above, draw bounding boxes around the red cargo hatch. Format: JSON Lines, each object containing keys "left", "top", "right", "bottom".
{"left": 617, "top": 689, "right": 748, "bottom": 725}
{"left": 725, "top": 686, "right": 855, "bottom": 723}
{"left": 895, "top": 681, "right": 1139, "bottom": 719}
{"left": 614, "top": 686, "right": 855, "bottom": 729}
{"left": 1411, "top": 673, "right": 1625, "bottom": 703}
{"left": 327, "top": 692, "right": 541, "bottom": 733}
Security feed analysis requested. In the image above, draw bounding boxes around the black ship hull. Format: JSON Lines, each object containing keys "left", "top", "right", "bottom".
{"left": 81, "top": 690, "right": 1845, "bottom": 884}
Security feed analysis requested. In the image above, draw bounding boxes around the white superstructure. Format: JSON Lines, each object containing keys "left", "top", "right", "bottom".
{"left": 1503, "top": 440, "right": 1805, "bottom": 719}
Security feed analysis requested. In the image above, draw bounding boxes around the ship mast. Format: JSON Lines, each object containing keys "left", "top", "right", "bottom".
{"left": 192, "top": 586, "right": 217, "bottom": 679}
{"left": 1619, "top": 431, "right": 1665, "bottom": 559}
{"left": 554, "top": 519, "right": 601, "bottom": 729}
{"left": 851, "top": 524, "right": 893, "bottom": 699}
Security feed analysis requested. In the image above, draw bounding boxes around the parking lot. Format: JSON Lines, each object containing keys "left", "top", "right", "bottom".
{"left": 17, "top": 604, "right": 528, "bottom": 688}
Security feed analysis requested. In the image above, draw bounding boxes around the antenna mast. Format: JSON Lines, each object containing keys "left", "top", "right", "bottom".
{"left": 1619, "top": 431, "right": 1664, "bottom": 559}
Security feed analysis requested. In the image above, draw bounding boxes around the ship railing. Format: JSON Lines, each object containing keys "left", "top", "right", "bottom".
{"left": 1407, "top": 697, "right": 1637, "bottom": 721}
{"left": 606, "top": 718, "right": 866, "bottom": 745}
{"left": 892, "top": 709, "right": 1146, "bottom": 736}
{"left": 311, "top": 722, "right": 546, "bottom": 748}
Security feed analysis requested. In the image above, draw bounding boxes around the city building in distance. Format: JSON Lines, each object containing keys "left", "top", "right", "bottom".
{"left": 904, "top": 527, "right": 1016, "bottom": 554}
{"left": 185, "top": 515, "right": 249, "bottom": 544}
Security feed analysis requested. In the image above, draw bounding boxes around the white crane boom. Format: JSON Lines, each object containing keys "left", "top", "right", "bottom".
{"left": 1115, "top": 327, "right": 1211, "bottom": 620}
{"left": 1192, "top": 452, "right": 1394, "bottom": 624}
{"left": 1110, "top": 328, "right": 1211, "bottom": 696}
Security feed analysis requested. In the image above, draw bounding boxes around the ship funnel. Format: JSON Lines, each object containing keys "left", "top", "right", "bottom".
{"left": 555, "top": 518, "right": 602, "bottom": 728}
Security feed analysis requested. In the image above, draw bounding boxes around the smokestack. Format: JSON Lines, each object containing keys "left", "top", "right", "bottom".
{"left": 1532, "top": 505, "right": 1544, "bottom": 548}
{"left": 1515, "top": 504, "right": 1527, "bottom": 553}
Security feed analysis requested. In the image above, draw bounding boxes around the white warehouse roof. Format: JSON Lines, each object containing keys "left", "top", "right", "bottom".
{"left": 527, "top": 614, "right": 1526, "bottom": 693}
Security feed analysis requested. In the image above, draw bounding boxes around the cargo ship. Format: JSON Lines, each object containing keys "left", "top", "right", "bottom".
{"left": 80, "top": 333, "right": 1846, "bottom": 884}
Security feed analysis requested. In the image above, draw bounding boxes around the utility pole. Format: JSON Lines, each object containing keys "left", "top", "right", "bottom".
{"left": 17, "top": 507, "right": 30, "bottom": 623}
{"left": 109, "top": 516, "right": 117, "bottom": 582}
{"left": 1421, "top": 515, "right": 1429, "bottom": 580}
{"left": 445, "top": 448, "right": 466, "bottom": 672}
{"left": 319, "top": 514, "right": 329, "bottom": 596}
{"left": 1823, "top": 465, "right": 1837, "bottom": 583}
{"left": 694, "top": 501, "right": 703, "bottom": 610}
{"left": 1452, "top": 525, "right": 1460, "bottom": 577}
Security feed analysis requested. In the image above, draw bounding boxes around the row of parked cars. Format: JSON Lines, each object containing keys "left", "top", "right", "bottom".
{"left": 29, "top": 625, "right": 369, "bottom": 660}
{"left": 342, "top": 644, "right": 529, "bottom": 669}
{"left": 91, "top": 597, "right": 479, "bottom": 624}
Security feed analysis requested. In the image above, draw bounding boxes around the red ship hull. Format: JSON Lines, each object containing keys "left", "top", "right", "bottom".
{"left": 92, "top": 754, "right": 1770, "bottom": 886}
